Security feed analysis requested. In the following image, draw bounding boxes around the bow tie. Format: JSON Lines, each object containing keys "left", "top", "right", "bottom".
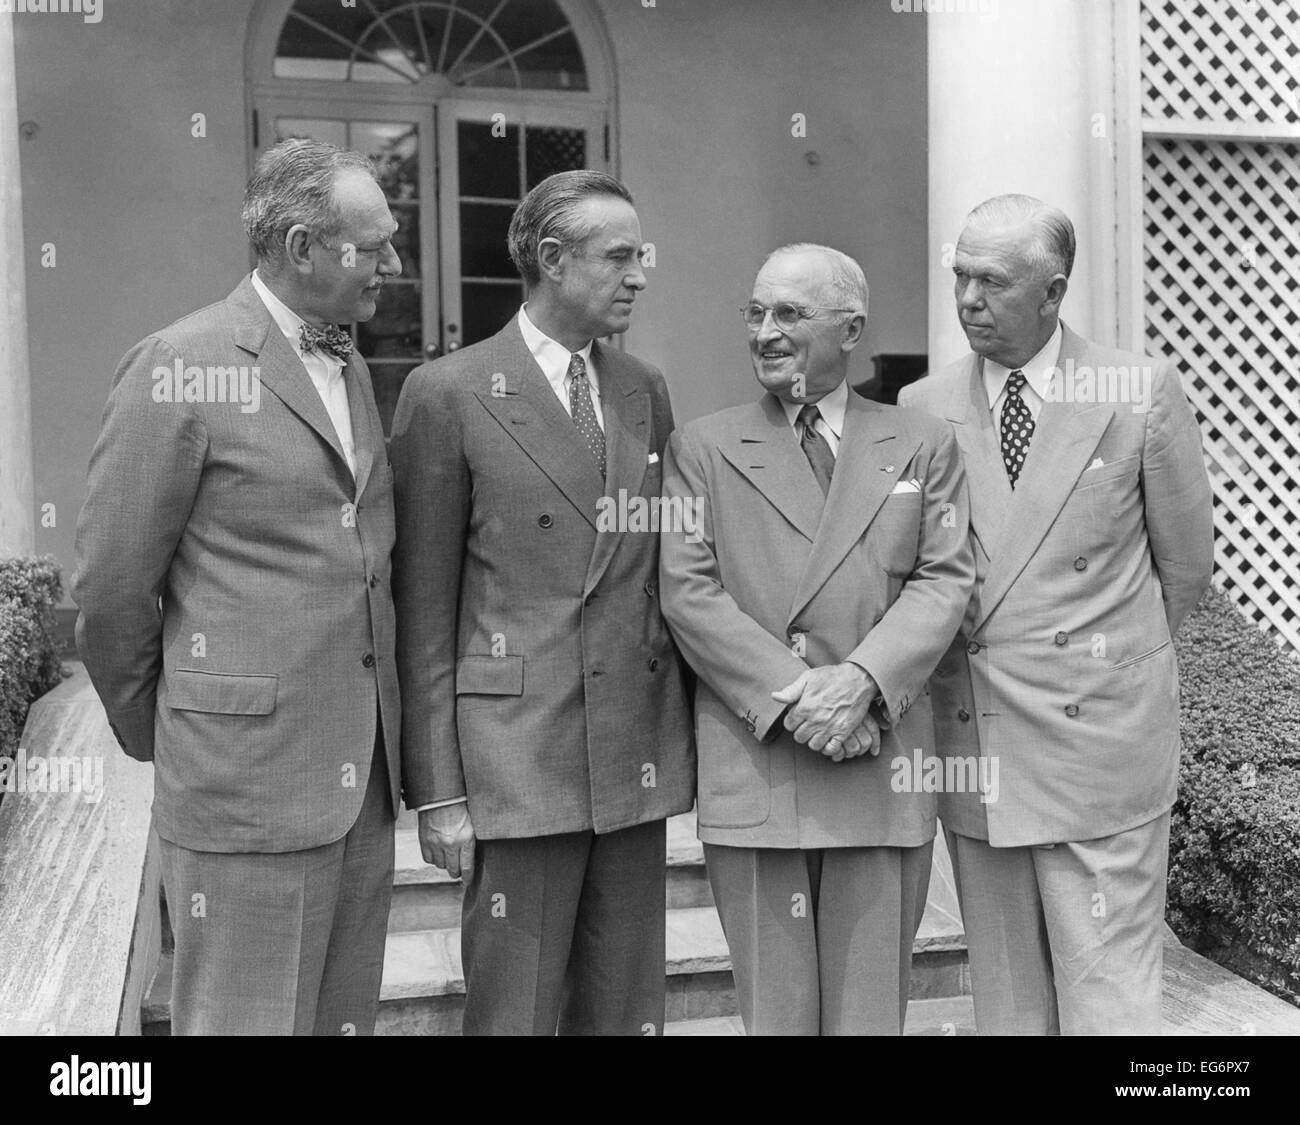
{"left": 299, "top": 322, "right": 354, "bottom": 363}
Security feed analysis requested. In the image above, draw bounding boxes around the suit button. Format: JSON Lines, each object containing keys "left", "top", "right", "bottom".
{"left": 649, "top": 658, "right": 659, "bottom": 672}
{"left": 644, "top": 581, "right": 656, "bottom": 597}
{"left": 1054, "top": 631, "right": 1068, "bottom": 646}
{"left": 362, "top": 653, "right": 375, "bottom": 668}
{"left": 538, "top": 513, "right": 554, "bottom": 529}
{"left": 1065, "top": 703, "right": 1079, "bottom": 717}
{"left": 1073, "top": 556, "right": 1087, "bottom": 571}
{"left": 966, "top": 641, "right": 981, "bottom": 655}
{"left": 369, "top": 574, "right": 379, "bottom": 588}
{"left": 957, "top": 708, "right": 970, "bottom": 722}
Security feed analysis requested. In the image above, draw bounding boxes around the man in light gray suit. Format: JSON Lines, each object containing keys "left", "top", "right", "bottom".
{"left": 73, "top": 139, "right": 404, "bottom": 1035}
{"left": 391, "top": 171, "right": 694, "bottom": 1035}
{"left": 659, "top": 244, "right": 974, "bottom": 1034}
{"left": 900, "top": 194, "right": 1214, "bottom": 1034}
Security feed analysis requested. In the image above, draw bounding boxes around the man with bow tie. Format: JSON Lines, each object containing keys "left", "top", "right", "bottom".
{"left": 899, "top": 194, "right": 1214, "bottom": 1034}
{"left": 390, "top": 170, "right": 694, "bottom": 1035}
{"left": 73, "top": 139, "right": 404, "bottom": 1034}
{"left": 658, "top": 244, "right": 975, "bottom": 1034}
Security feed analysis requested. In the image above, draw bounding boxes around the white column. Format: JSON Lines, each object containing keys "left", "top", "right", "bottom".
{"left": 926, "top": 0, "right": 1121, "bottom": 368}
{"left": 0, "top": 12, "right": 34, "bottom": 557}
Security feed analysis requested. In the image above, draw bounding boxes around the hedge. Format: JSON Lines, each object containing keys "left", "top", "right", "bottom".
{"left": 1170, "top": 585, "right": 1300, "bottom": 1005}
{"left": 0, "top": 556, "right": 65, "bottom": 769}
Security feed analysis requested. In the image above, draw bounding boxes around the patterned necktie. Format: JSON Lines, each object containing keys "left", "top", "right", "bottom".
{"left": 1000, "top": 369, "right": 1034, "bottom": 489}
{"left": 567, "top": 353, "right": 606, "bottom": 479}
{"left": 797, "top": 404, "right": 835, "bottom": 497}
{"left": 299, "top": 322, "right": 354, "bottom": 363}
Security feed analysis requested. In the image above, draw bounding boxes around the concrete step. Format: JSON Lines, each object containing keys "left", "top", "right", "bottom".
{"left": 663, "top": 995, "right": 979, "bottom": 1036}
{"left": 388, "top": 814, "right": 714, "bottom": 933}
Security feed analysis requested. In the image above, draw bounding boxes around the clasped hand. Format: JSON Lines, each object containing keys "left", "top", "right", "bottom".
{"left": 418, "top": 803, "right": 476, "bottom": 879}
{"left": 771, "top": 663, "right": 881, "bottom": 762}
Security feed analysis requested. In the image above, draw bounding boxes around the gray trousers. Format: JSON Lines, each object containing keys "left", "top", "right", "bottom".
{"left": 704, "top": 841, "right": 933, "bottom": 1035}
{"left": 947, "top": 810, "right": 1170, "bottom": 1035}
{"left": 159, "top": 737, "right": 395, "bottom": 1035}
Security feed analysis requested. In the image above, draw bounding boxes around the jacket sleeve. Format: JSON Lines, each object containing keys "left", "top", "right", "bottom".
{"left": 72, "top": 337, "right": 208, "bottom": 762}
{"left": 846, "top": 422, "right": 975, "bottom": 723}
{"left": 658, "top": 426, "right": 810, "bottom": 742}
{"left": 390, "top": 366, "right": 469, "bottom": 807}
{"left": 1142, "top": 360, "right": 1215, "bottom": 635}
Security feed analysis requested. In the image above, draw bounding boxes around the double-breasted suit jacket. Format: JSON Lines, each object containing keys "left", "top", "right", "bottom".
{"left": 899, "top": 324, "right": 1214, "bottom": 847}
{"left": 390, "top": 320, "right": 694, "bottom": 839}
{"left": 659, "top": 389, "right": 975, "bottom": 850}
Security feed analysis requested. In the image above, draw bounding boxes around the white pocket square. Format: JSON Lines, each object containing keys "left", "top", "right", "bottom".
{"left": 1085, "top": 457, "right": 1105, "bottom": 471}
{"left": 648, "top": 452, "right": 660, "bottom": 464}
{"left": 890, "top": 478, "right": 922, "bottom": 494}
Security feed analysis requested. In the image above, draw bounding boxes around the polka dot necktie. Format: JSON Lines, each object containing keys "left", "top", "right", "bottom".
{"left": 1000, "top": 369, "right": 1034, "bottom": 490}
{"left": 797, "top": 404, "right": 835, "bottom": 497}
{"left": 567, "top": 353, "right": 606, "bottom": 480}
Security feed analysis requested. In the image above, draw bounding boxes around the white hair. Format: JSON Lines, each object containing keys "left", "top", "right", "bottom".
{"left": 964, "top": 194, "right": 1076, "bottom": 279}
{"left": 765, "top": 242, "right": 870, "bottom": 320}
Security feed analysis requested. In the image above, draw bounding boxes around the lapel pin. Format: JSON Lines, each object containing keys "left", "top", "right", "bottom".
{"left": 882, "top": 465, "right": 895, "bottom": 473}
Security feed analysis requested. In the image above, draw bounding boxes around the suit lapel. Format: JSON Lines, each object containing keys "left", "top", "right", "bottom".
{"left": 230, "top": 276, "right": 352, "bottom": 479}
{"left": 344, "top": 356, "right": 377, "bottom": 499}
{"left": 974, "top": 329, "right": 1116, "bottom": 630}
{"left": 473, "top": 322, "right": 606, "bottom": 530}
{"left": 944, "top": 355, "right": 1011, "bottom": 551}
{"left": 788, "top": 392, "right": 914, "bottom": 624}
{"left": 717, "top": 395, "right": 825, "bottom": 543}
{"left": 584, "top": 340, "right": 650, "bottom": 596}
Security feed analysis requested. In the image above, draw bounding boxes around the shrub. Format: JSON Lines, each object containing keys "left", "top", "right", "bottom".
{"left": 1169, "top": 586, "right": 1300, "bottom": 1005}
{"left": 0, "top": 556, "right": 65, "bottom": 766}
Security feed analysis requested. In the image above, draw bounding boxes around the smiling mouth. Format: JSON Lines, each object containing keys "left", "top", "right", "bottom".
{"left": 759, "top": 350, "right": 792, "bottom": 360}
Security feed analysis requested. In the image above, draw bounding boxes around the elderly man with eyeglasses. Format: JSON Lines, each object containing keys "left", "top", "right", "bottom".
{"left": 659, "top": 243, "right": 975, "bottom": 1034}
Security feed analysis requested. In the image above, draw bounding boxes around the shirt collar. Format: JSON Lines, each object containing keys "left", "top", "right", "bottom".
{"left": 251, "top": 270, "right": 344, "bottom": 370}
{"left": 780, "top": 377, "right": 849, "bottom": 438}
{"left": 983, "top": 320, "right": 1063, "bottom": 408}
{"left": 518, "top": 305, "right": 596, "bottom": 394}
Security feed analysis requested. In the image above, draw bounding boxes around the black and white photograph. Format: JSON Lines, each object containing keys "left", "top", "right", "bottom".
{"left": 0, "top": 0, "right": 1296, "bottom": 1084}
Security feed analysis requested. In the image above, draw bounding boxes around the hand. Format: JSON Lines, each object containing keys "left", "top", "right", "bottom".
{"left": 772, "top": 663, "right": 878, "bottom": 752}
{"left": 822, "top": 713, "right": 882, "bottom": 762}
{"left": 418, "top": 803, "right": 476, "bottom": 880}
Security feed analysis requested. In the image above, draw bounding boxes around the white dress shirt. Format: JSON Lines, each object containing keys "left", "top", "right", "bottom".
{"left": 517, "top": 305, "right": 604, "bottom": 432}
{"left": 251, "top": 270, "right": 357, "bottom": 477}
{"left": 780, "top": 376, "right": 848, "bottom": 456}
{"left": 982, "top": 321, "right": 1063, "bottom": 442}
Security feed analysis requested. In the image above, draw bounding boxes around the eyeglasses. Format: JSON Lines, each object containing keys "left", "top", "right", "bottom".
{"left": 741, "top": 302, "right": 859, "bottom": 333}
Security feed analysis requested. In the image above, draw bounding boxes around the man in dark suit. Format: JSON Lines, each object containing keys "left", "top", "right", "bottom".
{"left": 900, "top": 193, "right": 1214, "bottom": 1034}
{"left": 659, "top": 244, "right": 974, "bottom": 1034}
{"left": 390, "top": 170, "right": 694, "bottom": 1035}
{"left": 73, "top": 139, "right": 404, "bottom": 1034}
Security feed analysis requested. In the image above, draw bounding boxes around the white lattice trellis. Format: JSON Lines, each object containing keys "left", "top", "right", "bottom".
{"left": 1141, "top": 0, "right": 1300, "bottom": 652}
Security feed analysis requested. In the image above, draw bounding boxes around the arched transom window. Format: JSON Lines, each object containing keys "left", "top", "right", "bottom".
{"left": 273, "top": 0, "right": 589, "bottom": 89}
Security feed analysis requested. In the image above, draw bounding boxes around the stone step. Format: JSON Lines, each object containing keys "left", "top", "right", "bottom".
{"left": 388, "top": 814, "right": 714, "bottom": 933}
{"left": 663, "top": 995, "right": 979, "bottom": 1036}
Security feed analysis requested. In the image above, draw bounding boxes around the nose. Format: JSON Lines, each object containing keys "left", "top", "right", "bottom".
{"left": 625, "top": 259, "right": 647, "bottom": 290}
{"left": 755, "top": 308, "right": 785, "bottom": 345}
{"left": 379, "top": 240, "right": 402, "bottom": 279}
{"left": 957, "top": 278, "right": 983, "bottom": 311}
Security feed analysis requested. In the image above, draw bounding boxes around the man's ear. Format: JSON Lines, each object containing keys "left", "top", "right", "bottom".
{"left": 284, "top": 224, "right": 315, "bottom": 276}
{"left": 537, "top": 237, "right": 567, "bottom": 284}
{"left": 841, "top": 312, "right": 866, "bottom": 352}
{"left": 1042, "top": 274, "right": 1069, "bottom": 317}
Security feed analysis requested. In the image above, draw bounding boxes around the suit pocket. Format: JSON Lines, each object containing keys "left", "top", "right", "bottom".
{"left": 1108, "top": 639, "right": 1171, "bottom": 671}
{"left": 167, "top": 669, "right": 278, "bottom": 715}
{"left": 455, "top": 654, "right": 525, "bottom": 696}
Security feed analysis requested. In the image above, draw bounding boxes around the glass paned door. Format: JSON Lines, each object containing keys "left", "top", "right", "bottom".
{"left": 438, "top": 101, "right": 604, "bottom": 350}
{"left": 256, "top": 98, "right": 605, "bottom": 430}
